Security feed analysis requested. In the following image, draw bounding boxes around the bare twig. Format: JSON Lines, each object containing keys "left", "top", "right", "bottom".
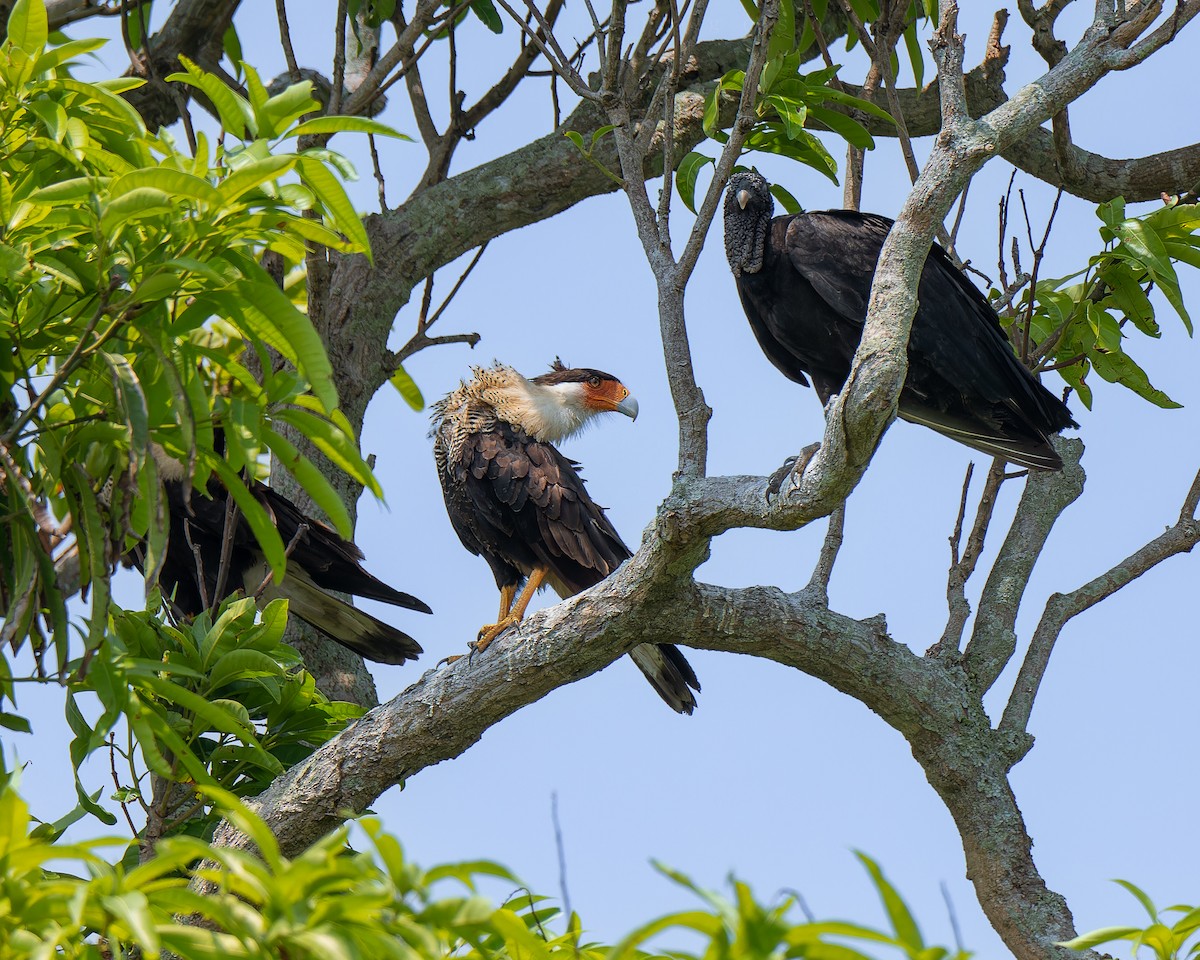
{"left": 182, "top": 520, "right": 211, "bottom": 612}
{"left": 275, "top": 0, "right": 301, "bottom": 83}
{"left": 1000, "top": 464, "right": 1200, "bottom": 741}
{"left": 368, "top": 134, "right": 388, "bottom": 210}
{"left": 209, "top": 493, "right": 240, "bottom": 618}
{"left": 937, "top": 459, "right": 1005, "bottom": 652}
{"left": 330, "top": 0, "right": 350, "bottom": 114}
{"left": 802, "top": 503, "right": 846, "bottom": 603}
{"left": 551, "top": 792, "right": 572, "bottom": 920}
{"left": 1017, "top": 187, "right": 1063, "bottom": 364}
{"left": 252, "top": 523, "right": 310, "bottom": 600}
{"left": 108, "top": 733, "right": 140, "bottom": 837}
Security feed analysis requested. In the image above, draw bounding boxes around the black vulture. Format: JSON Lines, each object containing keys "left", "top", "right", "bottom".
{"left": 132, "top": 442, "right": 431, "bottom": 665}
{"left": 431, "top": 360, "right": 701, "bottom": 714}
{"left": 723, "top": 170, "right": 1077, "bottom": 470}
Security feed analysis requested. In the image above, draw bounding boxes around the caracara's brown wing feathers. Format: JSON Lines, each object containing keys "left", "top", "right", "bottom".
{"left": 437, "top": 416, "right": 700, "bottom": 714}
{"left": 451, "top": 421, "right": 628, "bottom": 594}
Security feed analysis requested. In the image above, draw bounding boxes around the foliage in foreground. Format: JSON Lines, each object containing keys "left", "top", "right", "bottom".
{"left": 0, "top": 768, "right": 970, "bottom": 960}
{"left": 1062, "top": 880, "right": 1200, "bottom": 960}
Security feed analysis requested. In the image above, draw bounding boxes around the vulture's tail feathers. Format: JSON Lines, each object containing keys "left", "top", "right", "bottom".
{"left": 629, "top": 643, "right": 700, "bottom": 715}
{"left": 260, "top": 568, "right": 424, "bottom": 665}
{"left": 341, "top": 574, "right": 433, "bottom": 614}
{"left": 898, "top": 408, "right": 1063, "bottom": 471}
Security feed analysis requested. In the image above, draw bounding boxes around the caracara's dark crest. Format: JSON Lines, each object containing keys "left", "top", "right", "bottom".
{"left": 723, "top": 170, "right": 1077, "bottom": 471}
{"left": 532, "top": 359, "right": 620, "bottom": 387}
{"left": 432, "top": 362, "right": 700, "bottom": 714}
{"left": 130, "top": 440, "right": 431, "bottom": 665}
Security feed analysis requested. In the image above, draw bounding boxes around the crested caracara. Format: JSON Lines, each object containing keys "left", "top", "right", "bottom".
{"left": 431, "top": 361, "right": 701, "bottom": 714}
{"left": 724, "top": 170, "right": 1077, "bottom": 471}
{"left": 134, "top": 443, "right": 431, "bottom": 665}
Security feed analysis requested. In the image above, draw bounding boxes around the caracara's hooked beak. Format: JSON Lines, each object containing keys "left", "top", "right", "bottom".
{"left": 737, "top": 188, "right": 752, "bottom": 210}
{"left": 580, "top": 377, "right": 639, "bottom": 421}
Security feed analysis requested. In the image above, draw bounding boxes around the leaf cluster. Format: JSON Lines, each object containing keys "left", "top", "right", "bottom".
{"left": 610, "top": 853, "right": 970, "bottom": 960}
{"left": 60, "top": 596, "right": 362, "bottom": 831}
{"left": 1010, "top": 197, "right": 1200, "bottom": 409}
{"left": 0, "top": 765, "right": 975, "bottom": 960}
{"left": 675, "top": 0, "right": 897, "bottom": 213}
{"left": 0, "top": 0, "right": 397, "bottom": 737}
{"left": 1062, "top": 880, "right": 1200, "bottom": 960}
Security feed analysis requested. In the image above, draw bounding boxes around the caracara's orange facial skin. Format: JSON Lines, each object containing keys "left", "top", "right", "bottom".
{"left": 581, "top": 377, "right": 630, "bottom": 412}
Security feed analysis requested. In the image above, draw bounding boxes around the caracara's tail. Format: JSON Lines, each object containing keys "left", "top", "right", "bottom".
{"left": 629, "top": 643, "right": 701, "bottom": 714}
{"left": 257, "top": 568, "right": 424, "bottom": 665}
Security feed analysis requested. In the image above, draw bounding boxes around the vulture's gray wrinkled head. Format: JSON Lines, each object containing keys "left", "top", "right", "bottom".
{"left": 723, "top": 171, "right": 774, "bottom": 277}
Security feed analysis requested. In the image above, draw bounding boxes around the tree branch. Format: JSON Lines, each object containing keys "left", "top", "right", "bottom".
{"left": 999, "top": 462, "right": 1200, "bottom": 742}
{"left": 963, "top": 438, "right": 1085, "bottom": 691}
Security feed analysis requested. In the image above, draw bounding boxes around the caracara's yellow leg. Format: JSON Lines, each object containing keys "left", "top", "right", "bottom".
{"left": 473, "top": 569, "right": 547, "bottom": 653}
{"left": 438, "top": 584, "right": 520, "bottom": 666}
{"left": 495, "top": 583, "right": 517, "bottom": 623}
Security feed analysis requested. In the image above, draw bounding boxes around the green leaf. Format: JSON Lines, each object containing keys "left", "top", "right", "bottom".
{"left": 261, "top": 79, "right": 320, "bottom": 135}
{"left": 288, "top": 116, "right": 413, "bottom": 141}
{"left": 769, "top": 182, "right": 802, "bottom": 213}
{"left": 126, "top": 0, "right": 152, "bottom": 48}
{"left": 31, "top": 36, "right": 106, "bottom": 74}
{"left": 272, "top": 407, "right": 381, "bottom": 494}
{"left": 218, "top": 154, "right": 296, "bottom": 206}
{"left": 370, "top": 367, "right": 421, "bottom": 418}
{"left": 203, "top": 455, "right": 287, "bottom": 576}
{"left": 27, "top": 97, "right": 67, "bottom": 141}
{"left": 102, "top": 352, "right": 149, "bottom": 456}
{"left": 101, "top": 892, "right": 160, "bottom": 951}
{"left": 110, "top": 167, "right": 224, "bottom": 209}
{"left": 818, "top": 85, "right": 895, "bottom": 123}
{"left": 856, "top": 851, "right": 924, "bottom": 952}
{"left": 297, "top": 157, "right": 371, "bottom": 258}
{"left": 1114, "top": 879, "right": 1160, "bottom": 922}
{"left": 167, "top": 56, "right": 254, "bottom": 138}
{"left": 1090, "top": 348, "right": 1181, "bottom": 408}
{"left": 1058, "top": 926, "right": 1144, "bottom": 951}
{"left": 675, "top": 152, "right": 714, "bottom": 215}
{"left": 261, "top": 427, "right": 353, "bottom": 538}
{"left": 903, "top": 19, "right": 924, "bottom": 89}
{"left": 8, "top": 0, "right": 48, "bottom": 57}
{"left": 227, "top": 278, "right": 338, "bottom": 412}
{"left": 206, "top": 648, "right": 285, "bottom": 694}
{"left": 0, "top": 712, "right": 31, "bottom": 734}
{"left": 767, "top": 0, "right": 795, "bottom": 61}
{"left": 101, "top": 187, "right": 175, "bottom": 233}
{"left": 470, "top": 0, "right": 504, "bottom": 33}
{"left": 809, "top": 104, "right": 874, "bottom": 149}
{"left": 765, "top": 95, "right": 807, "bottom": 139}
{"left": 223, "top": 23, "right": 242, "bottom": 68}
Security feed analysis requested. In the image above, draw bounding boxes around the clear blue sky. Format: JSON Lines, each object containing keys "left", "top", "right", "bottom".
{"left": 12, "top": 4, "right": 1199, "bottom": 955}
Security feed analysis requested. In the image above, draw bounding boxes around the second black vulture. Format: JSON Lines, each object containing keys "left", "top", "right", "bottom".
{"left": 130, "top": 441, "right": 431, "bottom": 665}
{"left": 723, "top": 170, "right": 1077, "bottom": 471}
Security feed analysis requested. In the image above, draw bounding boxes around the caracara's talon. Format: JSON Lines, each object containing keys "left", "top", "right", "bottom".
{"left": 766, "top": 443, "right": 820, "bottom": 501}
{"left": 472, "top": 620, "right": 511, "bottom": 655}
{"left": 436, "top": 653, "right": 463, "bottom": 667}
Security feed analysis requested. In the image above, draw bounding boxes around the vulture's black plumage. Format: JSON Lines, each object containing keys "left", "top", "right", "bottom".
{"left": 723, "top": 171, "right": 1077, "bottom": 470}
{"left": 432, "top": 362, "right": 701, "bottom": 714}
{"left": 133, "top": 444, "right": 431, "bottom": 665}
